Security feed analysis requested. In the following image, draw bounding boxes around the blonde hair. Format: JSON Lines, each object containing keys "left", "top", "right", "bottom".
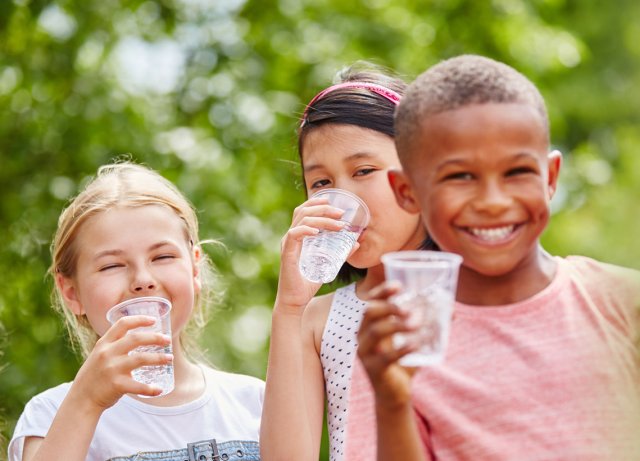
{"left": 49, "top": 162, "right": 220, "bottom": 360}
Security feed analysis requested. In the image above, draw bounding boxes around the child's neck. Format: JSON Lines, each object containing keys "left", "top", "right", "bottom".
{"left": 356, "top": 263, "right": 386, "bottom": 299}
{"left": 456, "top": 249, "right": 557, "bottom": 306}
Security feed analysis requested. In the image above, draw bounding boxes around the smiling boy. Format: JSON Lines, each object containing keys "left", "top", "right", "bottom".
{"left": 348, "top": 55, "right": 640, "bottom": 461}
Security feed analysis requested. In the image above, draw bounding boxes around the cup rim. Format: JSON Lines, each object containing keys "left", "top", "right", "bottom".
{"left": 381, "top": 250, "right": 463, "bottom": 266}
{"left": 309, "top": 188, "right": 370, "bottom": 224}
{"left": 106, "top": 296, "right": 172, "bottom": 323}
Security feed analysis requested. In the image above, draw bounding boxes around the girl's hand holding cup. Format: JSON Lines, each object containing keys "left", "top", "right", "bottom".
{"left": 275, "top": 193, "right": 356, "bottom": 314}
{"left": 297, "top": 189, "right": 369, "bottom": 285}
{"left": 71, "top": 313, "right": 173, "bottom": 410}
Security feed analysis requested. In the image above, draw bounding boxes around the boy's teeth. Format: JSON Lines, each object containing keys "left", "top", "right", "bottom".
{"left": 469, "top": 225, "right": 514, "bottom": 241}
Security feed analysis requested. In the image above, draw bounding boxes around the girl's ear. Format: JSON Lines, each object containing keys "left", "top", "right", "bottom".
{"left": 192, "top": 245, "right": 202, "bottom": 294}
{"left": 55, "top": 273, "right": 84, "bottom": 316}
{"left": 547, "top": 150, "right": 563, "bottom": 199}
{"left": 388, "top": 169, "right": 421, "bottom": 214}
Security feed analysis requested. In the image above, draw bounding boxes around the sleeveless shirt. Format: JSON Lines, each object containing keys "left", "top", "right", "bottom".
{"left": 319, "top": 283, "right": 367, "bottom": 461}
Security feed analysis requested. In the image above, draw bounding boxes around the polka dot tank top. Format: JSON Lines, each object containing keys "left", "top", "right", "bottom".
{"left": 320, "top": 283, "right": 367, "bottom": 461}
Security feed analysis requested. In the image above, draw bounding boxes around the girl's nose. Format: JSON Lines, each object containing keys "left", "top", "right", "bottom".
{"left": 131, "top": 268, "right": 156, "bottom": 293}
{"left": 133, "top": 281, "right": 156, "bottom": 292}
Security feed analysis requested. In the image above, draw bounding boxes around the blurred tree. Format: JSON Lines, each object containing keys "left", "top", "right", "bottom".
{"left": 1, "top": 0, "right": 639, "bottom": 458}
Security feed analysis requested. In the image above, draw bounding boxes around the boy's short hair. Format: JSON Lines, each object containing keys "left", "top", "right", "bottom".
{"left": 395, "top": 54, "right": 549, "bottom": 158}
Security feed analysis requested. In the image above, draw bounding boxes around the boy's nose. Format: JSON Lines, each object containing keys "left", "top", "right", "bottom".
{"left": 473, "top": 182, "right": 512, "bottom": 214}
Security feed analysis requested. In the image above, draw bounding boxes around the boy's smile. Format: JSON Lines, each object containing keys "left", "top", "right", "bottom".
{"left": 394, "top": 102, "right": 561, "bottom": 304}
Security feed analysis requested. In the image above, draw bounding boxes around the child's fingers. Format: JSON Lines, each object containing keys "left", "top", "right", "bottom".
{"left": 358, "top": 314, "right": 413, "bottom": 357}
{"left": 125, "top": 349, "right": 174, "bottom": 370}
{"left": 115, "top": 331, "right": 172, "bottom": 355}
{"left": 296, "top": 216, "right": 347, "bottom": 232}
{"left": 291, "top": 202, "right": 345, "bottom": 226}
{"left": 283, "top": 217, "right": 346, "bottom": 249}
{"left": 361, "top": 315, "right": 414, "bottom": 344}
{"left": 104, "top": 315, "right": 158, "bottom": 340}
{"left": 122, "top": 379, "right": 166, "bottom": 398}
{"left": 280, "top": 225, "right": 319, "bottom": 252}
{"left": 363, "top": 281, "right": 403, "bottom": 302}
{"left": 360, "top": 300, "right": 407, "bottom": 329}
{"left": 360, "top": 342, "right": 416, "bottom": 372}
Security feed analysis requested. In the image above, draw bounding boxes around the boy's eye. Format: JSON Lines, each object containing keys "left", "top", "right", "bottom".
{"left": 443, "top": 172, "right": 473, "bottom": 181}
{"left": 506, "top": 166, "right": 536, "bottom": 176}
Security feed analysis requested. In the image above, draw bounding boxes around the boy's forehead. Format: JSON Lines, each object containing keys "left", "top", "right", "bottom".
{"left": 400, "top": 102, "right": 549, "bottom": 166}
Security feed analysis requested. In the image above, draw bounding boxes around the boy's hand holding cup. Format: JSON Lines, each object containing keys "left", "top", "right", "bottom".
{"left": 381, "top": 251, "right": 462, "bottom": 367}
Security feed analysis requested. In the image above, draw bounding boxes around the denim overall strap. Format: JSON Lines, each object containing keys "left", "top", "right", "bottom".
{"left": 187, "top": 439, "right": 219, "bottom": 461}
{"left": 215, "top": 440, "right": 260, "bottom": 460}
{"left": 107, "top": 439, "right": 260, "bottom": 461}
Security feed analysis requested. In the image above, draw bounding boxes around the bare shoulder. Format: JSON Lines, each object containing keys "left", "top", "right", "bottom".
{"left": 302, "top": 291, "right": 336, "bottom": 350}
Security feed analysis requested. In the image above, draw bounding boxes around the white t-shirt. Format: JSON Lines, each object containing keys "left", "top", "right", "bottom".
{"left": 8, "top": 365, "right": 264, "bottom": 461}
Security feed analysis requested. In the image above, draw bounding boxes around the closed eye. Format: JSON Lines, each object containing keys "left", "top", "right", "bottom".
{"left": 153, "top": 254, "right": 176, "bottom": 262}
{"left": 99, "top": 263, "right": 123, "bottom": 272}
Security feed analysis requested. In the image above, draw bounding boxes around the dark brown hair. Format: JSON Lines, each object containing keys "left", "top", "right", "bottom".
{"left": 299, "top": 63, "right": 436, "bottom": 283}
{"left": 396, "top": 54, "right": 549, "bottom": 162}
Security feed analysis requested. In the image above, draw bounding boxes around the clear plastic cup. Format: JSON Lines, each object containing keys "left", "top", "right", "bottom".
{"left": 299, "top": 188, "right": 370, "bottom": 284}
{"left": 106, "top": 296, "right": 174, "bottom": 397}
{"left": 381, "top": 251, "right": 462, "bottom": 367}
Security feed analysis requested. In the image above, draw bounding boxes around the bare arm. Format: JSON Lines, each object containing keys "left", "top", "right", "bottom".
{"left": 261, "top": 198, "right": 345, "bottom": 461}
{"left": 261, "top": 302, "right": 327, "bottom": 461}
{"left": 374, "top": 397, "right": 428, "bottom": 461}
{"left": 358, "top": 282, "right": 429, "bottom": 461}
{"left": 20, "top": 316, "right": 172, "bottom": 461}
{"left": 21, "top": 390, "right": 103, "bottom": 461}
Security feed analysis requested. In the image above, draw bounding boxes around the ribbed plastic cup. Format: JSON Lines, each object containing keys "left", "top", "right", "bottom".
{"left": 381, "top": 251, "right": 462, "bottom": 367}
{"left": 106, "top": 296, "right": 174, "bottom": 397}
{"left": 299, "top": 188, "right": 370, "bottom": 284}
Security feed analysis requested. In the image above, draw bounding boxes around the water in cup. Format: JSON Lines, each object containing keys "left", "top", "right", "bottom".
{"left": 106, "top": 297, "right": 174, "bottom": 397}
{"left": 298, "top": 188, "right": 370, "bottom": 284}
{"left": 391, "top": 286, "right": 455, "bottom": 366}
{"left": 381, "top": 251, "right": 462, "bottom": 367}
{"left": 129, "top": 334, "right": 174, "bottom": 396}
{"left": 299, "top": 227, "right": 360, "bottom": 283}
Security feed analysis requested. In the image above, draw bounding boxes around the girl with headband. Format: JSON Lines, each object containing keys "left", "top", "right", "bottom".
{"left": 261, "top": 63, "right": 432, "bottom": 461}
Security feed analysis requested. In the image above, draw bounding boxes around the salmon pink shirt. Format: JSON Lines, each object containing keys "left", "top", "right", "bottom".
{"left": 345, "top": 256, "right": 640, "bottom": 460}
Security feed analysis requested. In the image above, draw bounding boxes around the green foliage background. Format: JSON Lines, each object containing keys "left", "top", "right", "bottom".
{"left": 1, "top": 0, "right": 639, "bottom": 458}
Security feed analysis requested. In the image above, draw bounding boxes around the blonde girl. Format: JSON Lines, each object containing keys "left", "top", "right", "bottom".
{"left": 9, "top": 162, "right": 264, "bottom": 461}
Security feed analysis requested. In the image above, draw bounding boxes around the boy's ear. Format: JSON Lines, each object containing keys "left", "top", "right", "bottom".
{"left": 547, "top": 150, "right": 563, "bottom": 199}
{"left": 55, "top": 273, "right": 84, "bottom": 316}
{"left": 388, "top": 169, "right": 421, "bottom": 214}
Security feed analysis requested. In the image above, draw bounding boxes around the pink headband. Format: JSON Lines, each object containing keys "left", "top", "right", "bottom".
{"left": 301, "top": 81, "right": 401, "bottom": 125}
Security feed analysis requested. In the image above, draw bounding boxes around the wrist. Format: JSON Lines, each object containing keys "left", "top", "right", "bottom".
{"left": 374, "top": 389, "right": 413, "bottom": 413}
{"left": 273, "top": 298, "right": 307, "bottom": 317}
{"left": 64, "top": 383, "right": 106, "bottom": 420}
